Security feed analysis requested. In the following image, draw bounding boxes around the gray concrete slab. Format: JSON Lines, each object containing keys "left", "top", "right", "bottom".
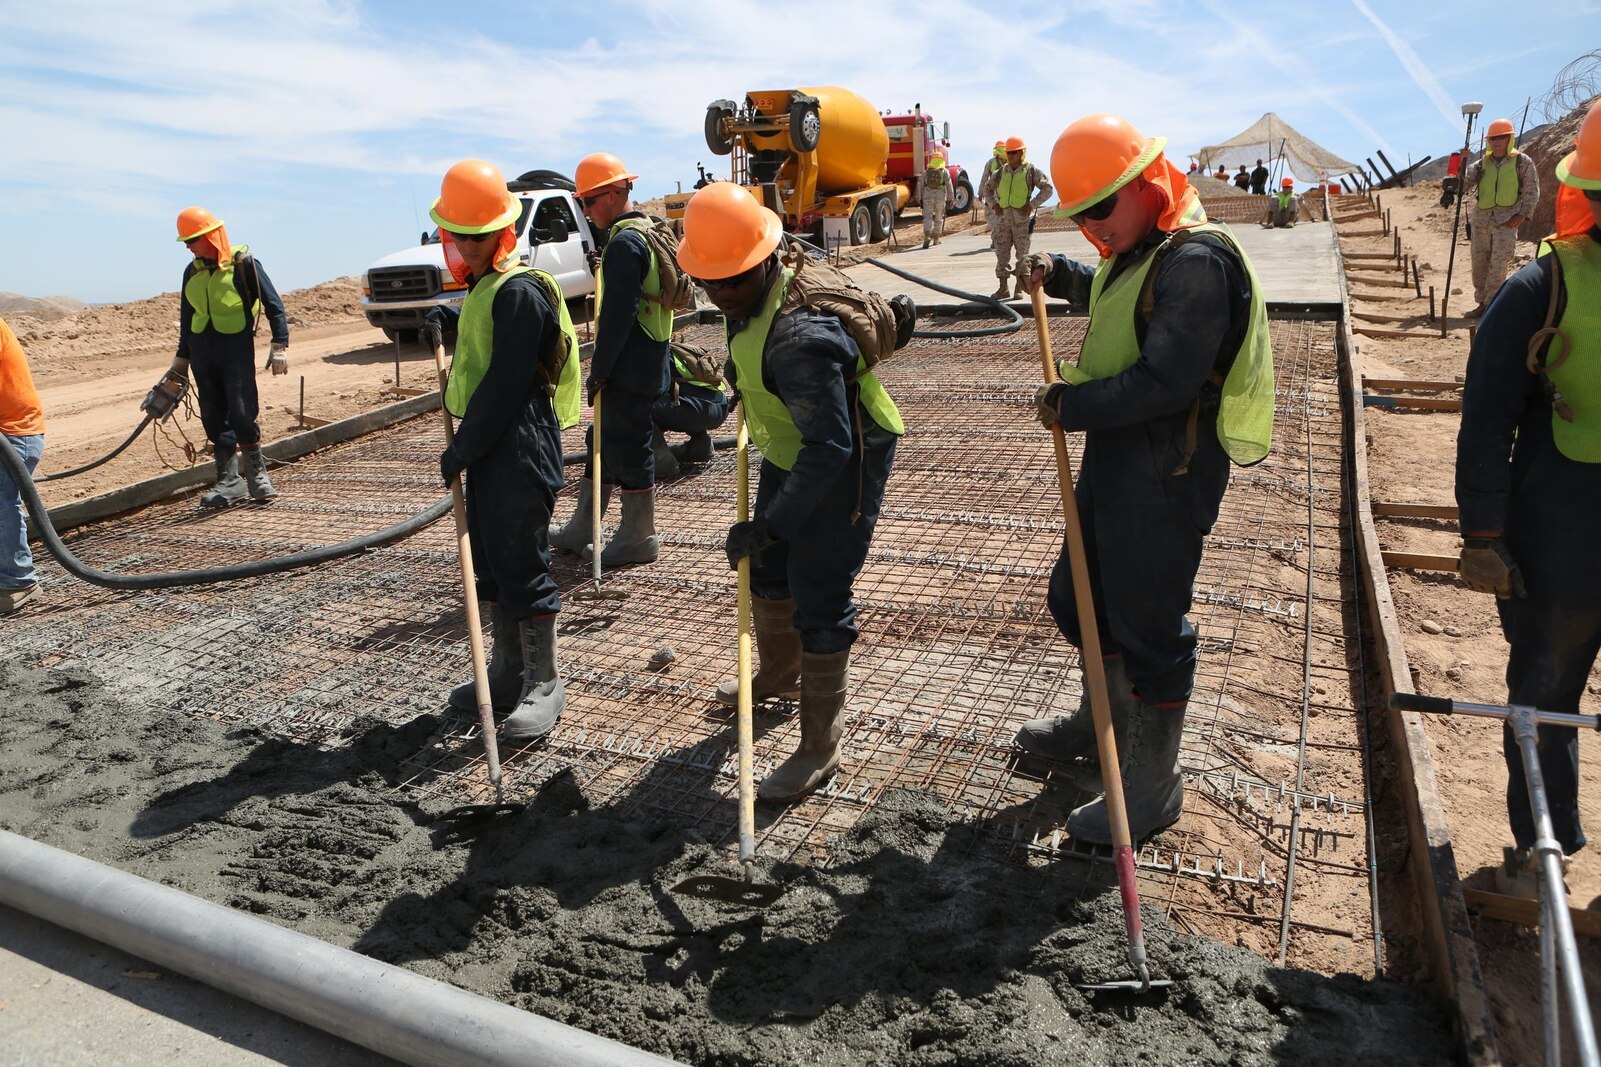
{"left": 845, "top": 220, "right": 1341, "bottom": 308}
{"left": 0, "top": 904, "right": 400, "bottom": 1067}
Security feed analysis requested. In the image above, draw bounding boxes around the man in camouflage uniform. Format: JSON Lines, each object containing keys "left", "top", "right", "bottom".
{"left": 1463, "top": 117, "right": 1541, "bottom": 318}
{"left": 921, "top": 155, "right": 951, "bottom": 249}
{"left": 979, "top": 137, "right": 1053, "bottom": 299}
{"left": 981, "top": 140, "right": 1005, "bottom": 247}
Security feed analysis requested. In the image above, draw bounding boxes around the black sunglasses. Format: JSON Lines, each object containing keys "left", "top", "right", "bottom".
{"left": 579, "top": 188, "right": 619, "bottom": 208}
{"left": 1585, "top": 187, "right": 1601, "bottom": 203}
{"left": 1070, "top": 193, "right": 1119, "bottom": 224}
{"left": 444, "top": 229, "right": 495, "bottom": 244}
{"left": 695, "top": 264, "right": 762, "bottom": 291}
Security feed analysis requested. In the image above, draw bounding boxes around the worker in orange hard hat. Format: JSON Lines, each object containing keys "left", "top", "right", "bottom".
{"left": 978, "top": 135, "right": 1053, "bottom": 299}
{"left": 1016, "top": 113, "right": 1274, "bottom": 846}
{"left": 149, "top": 207, "right": 290, "bottom": 506}
{"left": 1462, "top": 115, "right": 1540, "bottom": 317}
{"left": 429, "top": 159, "right": 582, "bottom": 743}
{"left": 549, "top": 151, "right": 671, "bottom": 565}
{"left": 1454, "top": 97, "right": 1601, "bottom": 898}
{"left": 920, "top": 153, "right": 951, "bottom": 249}
{"left": 676, "top": 181, "right": 910, "bottom": 802}
{"left": 1262, "top": 175, "right": 1299, "bottom": 229}
{"left": 981, "top": 140, "right": 1008, "bottom": 245}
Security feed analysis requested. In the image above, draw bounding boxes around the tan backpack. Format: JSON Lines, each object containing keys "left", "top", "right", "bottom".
{"left": 779, "top": 248, "right": 911, "bottom": 372}
{"left": 618, "top": 215, "right": 695, "bottom": 311}
{"left": 669, "top": 340, "right": 724, "bottom": 387}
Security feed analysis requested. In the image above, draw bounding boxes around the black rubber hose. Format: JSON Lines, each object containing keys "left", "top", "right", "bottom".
{"left": 34, "top": 414, "right": 154, "bottom": 483}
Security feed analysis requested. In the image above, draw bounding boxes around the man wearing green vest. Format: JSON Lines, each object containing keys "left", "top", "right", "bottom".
{"left": 650, "top": 344, "right": 731, "bottom": 479}
{"left": 1463, "top": 117, "right": 1540, "bottom": 318}
{"left": 154, "top": 206, "right": 289, "bottom": 506}
{"left": 549, "top": 152, "right": 670, "bottom": 566}
{"left": 978, "top": 136, "right": 1053, "bottom": 300}
{"left": 1262, "top": 177, "right": 1300, "bottom": 228}
{"left": 1454, "top": 98, "right": 1601, "bottom": 897}
{"left": 921, "top": 155, "right": 951, "bottom": 249}
{"left": 1018, "top": 113, "right": 1275, "bottom": 845}
{"left": 431, "top": 159, "right": 582, "bottom": 742}
{"left": 676, "top": 182, "right": 904, "bottom": 802}
{"left": 981, "top": 140, "right": 1006, "bottom": 248}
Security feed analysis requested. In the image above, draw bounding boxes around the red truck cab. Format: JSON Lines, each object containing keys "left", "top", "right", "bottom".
{"left": 882, "top": 108, "right": 974, "bottom": 214}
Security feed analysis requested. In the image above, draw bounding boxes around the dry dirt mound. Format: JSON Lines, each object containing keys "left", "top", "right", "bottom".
{"left": 1518, "top": 92, "right": 1599, "bottom": 242}
{"left": 1189, "top": 174, "right": 1252, "bottom": 198}
{"left": 0, "top": 292, "right": 86, "bottom": 322}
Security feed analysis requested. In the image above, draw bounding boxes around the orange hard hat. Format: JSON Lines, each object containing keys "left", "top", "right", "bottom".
{"left": 175, "top": 206, "right": 223, "bottom": 243}
{"left": 429, "top": 159, "right": 518, "bottom": 234}
{"left": 1004, "top": 136, "right": 1026, "bottom": 153}
{"left": 1557, "top": 99, "right": 1601, "bottom": 188}
{"left": 1050, "top": 113, "right": 1166, "bottom": 217}
{"left": 1281, "top": 177, "right": 1295, "bottom": 189}
{"left": 993, "top": 139, "right": 1006, "bottom": 149}
{"left": 675, "top": 182, "right": 783, "bottom": 280}
{"left": 574, "top": 152, "right": 639, "bottom": 198}
{"left": 1486, "top": 118, "right": 1515, "bottom": 139}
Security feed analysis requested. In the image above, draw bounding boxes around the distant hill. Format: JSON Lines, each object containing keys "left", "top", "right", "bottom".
{"left": 0, "top": 292, "right": 89, "bottom": 322}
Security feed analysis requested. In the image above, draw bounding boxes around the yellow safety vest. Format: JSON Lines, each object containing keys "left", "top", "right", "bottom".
{"left": 598, "top": 218, "right": 673, "bottom": 342}
{"left": 185, "top": 246, "right": 258, "bottom": 335}
{"left": 1477, "top": 153, "right": 1521, "bottom": 210}
{"left": 1538, "top": 234, "right": 1601, "bottom": 461}
{"left": 997, "top": 166, "right": 1033, "bottom": 210}
{"left": 446, "top": 266, "right": 581, "bottom": 429}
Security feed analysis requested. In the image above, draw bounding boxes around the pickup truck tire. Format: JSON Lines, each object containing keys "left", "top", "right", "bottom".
{"left": 952, "top": 176, "right": 974, "bottom": 214}
{"left": 382, "top": 327, "right": 419, "bottom": 344}
{"left": 705, "top": 101, "right": 736, "bottom": 156}
{"left": 849, "top": 203, "right": 873, "bottom": 246}
{"left": 789, "top": 100, "right": 822, "bottom": 152}
{"left": 870, "top": 196, "right": 895, "bottom": 242}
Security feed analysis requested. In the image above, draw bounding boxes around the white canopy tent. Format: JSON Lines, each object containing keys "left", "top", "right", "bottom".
{"left": 1196, "top": 113, "right": 1360, "bottom": 184}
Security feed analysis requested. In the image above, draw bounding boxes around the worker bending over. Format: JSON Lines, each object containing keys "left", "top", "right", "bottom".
{"left": 979, "top": 137, "right": 1052, "bottom": 300}
{"left": 549, "top": 153, "right": 671, "bottom": 566}
{"left": 676, "top": 183, "right": 905, "bottom": 801}
{"left": 1020, "top": 114, "right": 1274, "bottom": 844}
{"left": 433, "top": 159, "right": 581, "bottom": 742}
{"left": 650, "top": 343, "right": 731, "bottom": 479}
{"left": 1454, "top": 99, "right": 1601, "bottom": 896}
{"left": 1463, "top": 117, "right": 1540, "bottom": 318}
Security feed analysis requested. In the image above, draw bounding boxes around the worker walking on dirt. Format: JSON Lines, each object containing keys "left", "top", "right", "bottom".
{"left": 1454, "top": 98, "right": 1601, "bottom": 896}
{"left": 154, "top": 207, "right": 289, "bottom": 506}
{"left": 1018, "top": 113, "right": 1274, "bottom": 844}
{"left": 982, "top": 141, "right": 1006, "bottom": 247}
{"left": 921, "top": 154, "right": 952, "bottom": 249}
{"left": 549, "top": 153, "right": 670, "bottom": 565}
{"left": 979, "top": 137, "right": 1053, "bottom": 300}
{"left": 1250, "top": 159, "right": 1269, "bottom": 196}
{"left": 432, "top": 159, "right": 582, "bottom": 742}
{"left": 1263, "top": 178, "right": 1299, "bottom": 228}
{"left": 1463, "top": 117, "right": 1540, "bottom": 318}
{"left": 0, "top": 316, "right": 44, "bottom": 616}
{"left": 650, "top": 343, "right": 731, "bottom": 479}
{"left": 676, "top": 182, "right": 906, "bottom": 802}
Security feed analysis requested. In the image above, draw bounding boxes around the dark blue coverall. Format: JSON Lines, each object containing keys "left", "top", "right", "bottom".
{"left": 652, "top": 378, "right": 732, "bottom": 436}
{"left": 725, "top": 291, "right": 898, "bottom": 655}
{"left": 177, "top": 254, "right": 289, "bottom": 449}
{"left": 442, "top": 276, "right": 566, "bottom": 620}
{"left": 1039, "top": 231, "right": 1251, "bottom": 704}
{"left": 1454, "top": 226, "right": 1601, "bottom": 856}
{"left": 584, "top": 212, "right": 671, "bottom": 489}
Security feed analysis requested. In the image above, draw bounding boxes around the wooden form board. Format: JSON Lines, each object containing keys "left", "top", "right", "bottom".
{"left": 1463, "top": 889, "right": 1601, "bottom": 939}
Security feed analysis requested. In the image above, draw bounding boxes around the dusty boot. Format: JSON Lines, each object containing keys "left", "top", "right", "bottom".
{"left": 1013, "top": 279, "right": 1027, "bottom": 299}
{"left": 549, "top": 479, "right": 610, "bottom": 555}
{"left": 199, "top": 446, "right": 247, "bottom": 507}
{"left": 758, "top": 649, "right": 848, "bottom": 801}
{"left": 991, "top": 283, "right": 1011, "bottom": 300}
{"left": 922, "top": 236, "right": 931, "bottom": 249}
{"left": 239, "top": 444, "right": 278, "bottom": 501}
{"left": 1014, "top": 656, "right": 1136, "bottom": 786}
{"left": 680, "top": 431, "right": 715, "bottom": 464}
{"left": 592, "top": 488, "right": 659, "bottom": 567}
{"left": 1066, "top": 701, "right": 1187, "bottom": 845}
{"left": 651, "top": 430, "right": 680, "bottom": 480}
{"left": 501, "top": 614, "right": 565, "bottom": 741}
{"left": 0, "top": 583, "right": 40, "bottom": 616}
{"left": 716, "top": 596, "right": 802, "bottom": 705}
{"left": 447, "top": 603, "right": 523, "bottom": 714}
{"left": 1464, "top": 302, "right": 1487, "bottom": 320}
{"left": 1494, "top": 846, "right": 1571, "bottom": 901}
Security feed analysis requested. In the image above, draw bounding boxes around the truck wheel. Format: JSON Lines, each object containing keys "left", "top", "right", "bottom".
{"left": 952, "top": 177, "right": 974, "bottom": 214}
{"left": 383, "top": 327, "right": 419, "bottom": 344}
{"left": 705, "top": 100, "right": 736, "bottom": 156}
{"left": 849, "top": 203, "right": 873, "bottom": 246}
{"left": 789, "top": 100, "right": 821, "bottom": 152}
{"left": 870, "top": 196, "right": 895, "bottom": 241}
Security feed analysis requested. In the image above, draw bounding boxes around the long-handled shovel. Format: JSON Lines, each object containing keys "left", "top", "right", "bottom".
{"left": 573, "top": 388, "right": 627, "bottom": 604}
{"left": 671, "top": 405, "right": 783, "bottom": 908}
{"left": 432, "top": 342, "right": 522, "bottom": 823}
{"left": 1030, "top": 288, "right": 1170, "bottom": 993}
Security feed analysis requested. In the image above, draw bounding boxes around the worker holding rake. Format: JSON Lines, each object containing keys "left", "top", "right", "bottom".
{"left": 1019, "top": 113, "right": 1274, "bottom": 844}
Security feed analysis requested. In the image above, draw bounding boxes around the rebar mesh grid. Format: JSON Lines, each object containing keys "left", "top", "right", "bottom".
{"left": 11, "top": 316, "right": 1375, "bottom": 974}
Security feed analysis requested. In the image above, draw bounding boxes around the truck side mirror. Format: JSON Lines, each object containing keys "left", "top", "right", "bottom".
{"left": 942, "top": 122, "right": 949, "bottom": 140}
{"left": 531, "top": 219, "right": 571, "bottom": 244}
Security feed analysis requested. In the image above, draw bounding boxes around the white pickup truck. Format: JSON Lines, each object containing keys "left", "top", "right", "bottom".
{"left": 360, "top": 171, "right": 599, "bottom": 341}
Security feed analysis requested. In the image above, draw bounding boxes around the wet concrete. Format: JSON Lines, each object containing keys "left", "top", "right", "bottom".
{"left": 0, "top": 660, "right": 1455, "bottom": 1065}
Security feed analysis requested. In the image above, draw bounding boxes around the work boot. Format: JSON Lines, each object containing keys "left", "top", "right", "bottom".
{"left": 549, "top": 479, "right": 611, "bottom": 555}
{"left": 1464, "top": 302, "right": 1486, "bottom": 320}
{"left": 716, "top": 596, "right": 802, "bottom": 705}
{"left": 240, "top": 444, "right": 278, "bottom": 501}
{"left": 1013, "top": 656, "right": 1137, "bottom": 789}
{"left": 1065, "top": 701, "right": 1187, "bottom": 845}
{"left": 758, "top": 649, "right": 849, "bottom": 802}
{"left": 1013, "top": 279, "right": 1027, "bottom": 300}
{"left": 501, "top": 614, "right": 565, "bottom": 741}
{"left": 1494, "top": 846, "right": 1571, "bottom": 901}
{"left": 0, "top": 583, "right": 39, "bottom": 616}
{"left": 199, "top": 446, "right": 247, "bottom": 507}
{"left": 447, "top": 603, "right": 523, "bottom": 714}
{"left": 651, "top": 430, "right": 680, "bottom": 480}
{"left": 991, "top": 284, "right": 1011, "bottom": 301}
{"left": 677, "top": 431, "right": 715, "bottom": 464}
{"left": 922, "top": 236, "right": 931, "bottom": 250}
{"left": 589, "top": 488, "right": 659, "bottom": 567}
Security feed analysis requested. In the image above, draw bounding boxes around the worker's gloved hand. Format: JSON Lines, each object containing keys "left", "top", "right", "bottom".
{"left": 586, "top": 376, "right": 606, "bottom": 406}
{"left": 1022, "top": 252, "right": 1054, "bottom": 291}
{"left": 140, "top": 359, "right": 190, "bottom": 421}
{"left": 421, "top": 319, "right": 443, "bottom": 351}
{"left": 439, "top": 445, "right": 466, "bottom": 488}
{"left": 1034, "top": 382, "right": 1067, "bottom": 428}
{"left": 585, "top": 249, "right": 603, "bottom": 274}
{"left": 724, "top": 516, "right": 777, "bottom": 570}
{"left": 1459, "top": 536, "right": 1527, "bottom": 599}
{"left": 267, "top": 343, "right": 289, "bottom": 376}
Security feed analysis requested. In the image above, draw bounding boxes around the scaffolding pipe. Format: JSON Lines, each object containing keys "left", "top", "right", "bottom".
{"left": 0, "top": 830, "right": 682, "bottom": 1067}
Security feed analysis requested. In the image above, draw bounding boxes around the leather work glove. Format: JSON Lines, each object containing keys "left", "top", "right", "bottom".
{"left": 140, "top": 359, "right": 190, "bottom": 422}
{"left": 724, "top": 516, "right": 777, "bottom": 570}
{"left": 267, "top": 342, "right": 289, "bottom": 376}
{"left": 421, "top": 319, "right": 443, "bottom": 352}
{"left": 1459, "top": 536, "right": 1527, "bottom": 599}
{"left": 439, "top": 445, "right": 467, "bottom": 488}
{"left": 1022, "top": 252, "right": 1054, "bottom": 292}
{"left": 586, "top": 377, "right": 606, "bottom": 406}
{"left": 1034, "top": 382, "right": 1067, "bottom": 429}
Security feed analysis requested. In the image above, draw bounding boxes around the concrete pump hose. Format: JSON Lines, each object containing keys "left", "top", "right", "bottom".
{"left": 33, "top": 413, "right": 154, "bottom": 482}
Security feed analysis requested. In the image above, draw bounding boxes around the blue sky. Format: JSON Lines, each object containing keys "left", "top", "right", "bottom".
{"left": 2, "top": 0, "right": 1597, "bottom": 304}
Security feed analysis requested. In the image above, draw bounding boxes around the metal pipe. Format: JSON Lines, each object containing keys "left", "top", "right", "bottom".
{"left": 0, "top": 830, "right": 681, "bottom": 1067}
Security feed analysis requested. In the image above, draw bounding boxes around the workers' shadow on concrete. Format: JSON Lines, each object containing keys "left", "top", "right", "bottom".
{"left": 320, "top": 339, "right": 430, "bottom": 366}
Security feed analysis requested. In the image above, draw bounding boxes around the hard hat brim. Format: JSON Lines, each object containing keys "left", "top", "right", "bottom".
{"left": 574, "top": 171, "right": 639, "bottom": 198}
{"left": 676, "top": 209, "right": 784, "bottom": 280}
{"left": 1557, "top": 151, "right": 1601, "bottom": 190}
{"left": 176, "top": 218, "right": 224, "bottom": 243}
{"left": 1054, "top": 136, "right": 1167, "bottom": 219}
{"left": 428, "top": 194, "right": 521, "bottom": 235}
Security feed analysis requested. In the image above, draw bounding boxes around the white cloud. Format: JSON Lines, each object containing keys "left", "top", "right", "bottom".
{"left": 1348, "top": 0, "right": 1464, "bottom": 135}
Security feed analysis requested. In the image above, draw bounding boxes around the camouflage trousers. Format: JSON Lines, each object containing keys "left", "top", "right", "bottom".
{"left": 922, "top": 193, "right": 947, "bottom": 240}
{"left": 992, "top": 208, "right": 1033, "bottom": 282}
{"left": 1471, "top": 211, "right": 1519, "bottom": 306}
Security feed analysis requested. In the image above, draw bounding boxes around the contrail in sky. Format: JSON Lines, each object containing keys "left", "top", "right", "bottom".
{"left": 1349, "top": 0, "right": 1463, "bottom": 134}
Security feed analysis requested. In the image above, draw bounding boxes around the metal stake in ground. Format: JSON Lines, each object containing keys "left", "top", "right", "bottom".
{"left": 573, "top": 388, "right": 626, "bottom": 603}
{"left": 671, "top": 406, "right": 783, "bottom": 908}
{"left": 431, "top": 342, "right": 522, "bottom": 822}
{"left": 1030, "top": 287, "right": 1171, "bottom": 993}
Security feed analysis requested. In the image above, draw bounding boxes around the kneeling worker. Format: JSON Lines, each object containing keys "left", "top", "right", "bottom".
{"left": 1263, "top": 178, "right": 1298, "bottom": 228}
{"left": 650, "top": 343, "right": 732, "bottom": 479}
{"left": 434, "top": 159, "right": 581, "bottom": 742}
{"left": 676, "top": 182, "right": 905, "bottom": 801}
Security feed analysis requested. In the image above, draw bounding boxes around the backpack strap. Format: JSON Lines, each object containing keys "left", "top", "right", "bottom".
{"left": 1525, "top": 248, "right": 1573, "bottom": 421}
